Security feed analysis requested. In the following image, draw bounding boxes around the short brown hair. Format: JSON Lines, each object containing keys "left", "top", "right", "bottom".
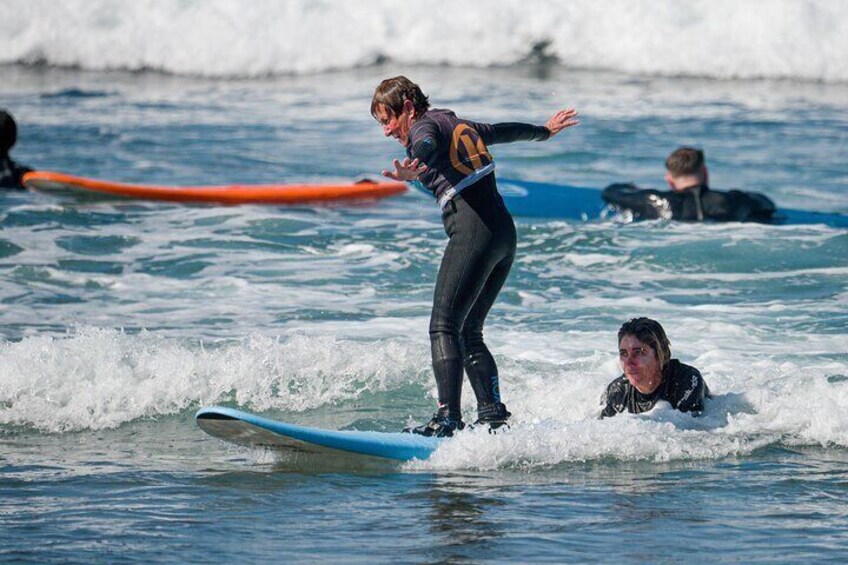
{"left": 665, "top": 147, "right": 705, "bottom": 177}
{"left": 370, "top": 76, "right": 430, "bottom": 119}
{"left": 618, "top": 317, "right": 672, "bottom": 369}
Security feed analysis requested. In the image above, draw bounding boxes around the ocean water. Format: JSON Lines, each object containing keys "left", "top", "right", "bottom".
{"left": 2, "top": 1, "right": 848, "bottom": 563}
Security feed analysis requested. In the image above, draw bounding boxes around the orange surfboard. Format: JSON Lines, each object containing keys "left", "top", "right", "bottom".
{"left": 23, "top": 171, "right": 407, "bottom": 205}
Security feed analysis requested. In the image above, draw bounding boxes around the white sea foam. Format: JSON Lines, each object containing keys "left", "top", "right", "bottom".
{"left": 1, "top": 0, "right": 846, "bottom": 82}
{"left": 415, "top": 365, "right": 848, "bottom": 470}
{"left": 407, "top": 314, "right": 848, "bottom": 469}
{"left": 0, "top": 327, "right": 429, "bottom": 433}
{"left": 2, "top": 321, "right": 845, "bottom": 467}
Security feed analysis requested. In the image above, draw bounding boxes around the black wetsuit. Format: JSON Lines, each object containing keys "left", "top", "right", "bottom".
{"left": 600, "top": 359, "right": 709, "bottom": 418}
{"left": 407, "top": 108, "right": 550, "bottom": 420}
{"left": 0, "top": 155, "right": 31, "bottom": 190}
{"left": 602, "top": 183, "right": 775, "bottom": 223}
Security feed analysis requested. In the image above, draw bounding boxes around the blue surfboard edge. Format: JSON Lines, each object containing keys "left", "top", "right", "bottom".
{"left": 196, "top": 405, "right": 442, "bottom": 462}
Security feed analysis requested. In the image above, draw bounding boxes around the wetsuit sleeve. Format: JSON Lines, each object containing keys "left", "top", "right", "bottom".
{"left": 470, "top": 121, "right": 551, "bottom": 145}
{"left": 0, "top": 157, "right": 31, "bottom": 190}
{"left": 601, "top": 183, "right": 670, "bottom": 220}
{"left": 672, "top": 366, "right": 708, "bottom": 413}
{"left": 599, "top": 377, "right": 627, "bottom": 419}
{"left": 602, "top": 183, "right": 653, "bottom": 207}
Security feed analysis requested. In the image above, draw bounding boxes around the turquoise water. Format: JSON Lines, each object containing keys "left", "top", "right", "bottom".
{"left": 2, "top": 64, "right": 848, "bottom": 563}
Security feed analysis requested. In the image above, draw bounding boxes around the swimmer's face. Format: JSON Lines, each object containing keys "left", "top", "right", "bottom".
{"left": 618, "top": 335, "right": 662, "bottom": 394}
{"left": 375, "top": 103, "right": 413, "bottom": 147}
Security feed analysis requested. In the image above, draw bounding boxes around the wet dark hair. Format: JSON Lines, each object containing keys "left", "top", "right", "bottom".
{"left": 370, "top": 76, "right": 430, "bottom": 119}
{"left": 665, "top": 146, "right": 705, "bottom": 177}
{"left": 618, "top": 317, "right": 672, "bottom": 369}
{"left": 0, "top": 109, "right": 18, "bottom": 155}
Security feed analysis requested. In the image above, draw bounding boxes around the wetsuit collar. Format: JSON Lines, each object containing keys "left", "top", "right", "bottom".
{"left": 676, "top": 183, "right": 708, "bottom": 193}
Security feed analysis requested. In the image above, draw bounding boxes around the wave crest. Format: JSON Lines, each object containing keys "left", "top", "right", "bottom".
{"left": 2, "top": 0, "right": 846, "bottom": 82}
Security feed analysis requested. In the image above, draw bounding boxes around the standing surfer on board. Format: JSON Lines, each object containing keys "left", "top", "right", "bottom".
{"left": 371, "top": 76, "right": 579, "bottom": 437}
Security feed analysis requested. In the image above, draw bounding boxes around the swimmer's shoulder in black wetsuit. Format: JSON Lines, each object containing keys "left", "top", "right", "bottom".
{"left": 700, "top": 187, "right": 776, "bottom": 222}
{"left": 600, "top": 359, "right": 710, "bottom": 418}
{"left": 0, "top": 155, "right": 31, "bottom": 190}
{"left": 602, "top": 183, "right": 776, "bottom": 223}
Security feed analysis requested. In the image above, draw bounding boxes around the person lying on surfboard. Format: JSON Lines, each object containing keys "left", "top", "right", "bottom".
{"left": 600, "top": 317, "right": 710, "bottom": 418}
{"left": 371, "top": 75, "right": 579, "bottom": 437}
{"left": 602, "top": 146, "right": 776, "bottom": 223}
{"left": 0, "top": 109, "right": 32, "bottom": 190}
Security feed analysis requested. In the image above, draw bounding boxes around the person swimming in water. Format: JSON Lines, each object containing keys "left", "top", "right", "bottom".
{"left": 602, "top": 147, "right": 776, "bottom": 223}
{"left": 371, "top": 76, "right": 579, "bottom": 437}
{"left": 0, "top": 109, "right": 32, "bottom": 190}
{"left": 600, "top": 317, "right": 710, "bottom": 418}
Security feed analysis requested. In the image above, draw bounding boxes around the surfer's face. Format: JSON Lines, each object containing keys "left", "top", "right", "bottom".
{"left": 618, "top": 335, "right": 662, "bottom": 394}
{"left": 375, "top": 103, "right": 413, "bottom": 147}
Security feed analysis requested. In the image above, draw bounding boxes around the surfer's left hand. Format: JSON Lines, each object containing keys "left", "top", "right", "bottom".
{"left": 545, "top": 108, "right": 580, "bottom": 137}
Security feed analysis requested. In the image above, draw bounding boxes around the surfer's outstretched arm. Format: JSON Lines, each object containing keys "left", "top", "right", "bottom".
{"left": 474, "top": 108, "right": 580, "bottom": 145}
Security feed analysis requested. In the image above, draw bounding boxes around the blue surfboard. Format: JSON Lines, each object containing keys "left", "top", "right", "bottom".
{"left": 498, "top": 178, "right": 607, "bottom": 221}
{"left": 497, "top": 178, "right": 848, "bottom": 228}
{"left": 196, "top": 406, "right": 442, "bottom": 462}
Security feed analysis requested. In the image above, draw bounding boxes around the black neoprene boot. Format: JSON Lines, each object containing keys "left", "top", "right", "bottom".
{"left": 404, "top": 407, "right": 465, "bottom": 438}
{"left": 474, "top": 402, "right": 511, "bottom": 432}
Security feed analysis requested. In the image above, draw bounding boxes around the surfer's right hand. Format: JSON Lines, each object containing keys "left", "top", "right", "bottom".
{"left": 382, "top": 157, "right": 427, "bottom": 182}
